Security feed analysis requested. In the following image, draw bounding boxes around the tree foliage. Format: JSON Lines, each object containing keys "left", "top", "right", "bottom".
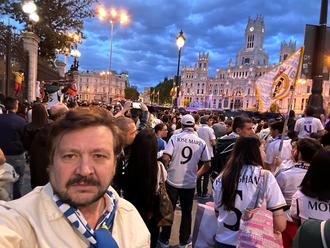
{"left": 151, "top": 77, "right": 174, "bottom": 105}
{"left": 0, "top": 22, "right": 25, "bottom": 67}
{"left": 125, "top": 86, "right": 139, "bottom": 100}
{"left": 0, "top": 0, "right": 97, "bottom": 62}
{"left": 270, "top": 102, "right": 280, "bottom": 113}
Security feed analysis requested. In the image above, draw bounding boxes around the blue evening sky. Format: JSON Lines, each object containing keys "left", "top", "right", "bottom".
{"left": 71, "top": 1, "right": 329, "bottom": 90}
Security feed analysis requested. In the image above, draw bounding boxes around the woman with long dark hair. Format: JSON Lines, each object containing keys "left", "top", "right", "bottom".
{"left": 213, "top": 136, "right": 287, "bottom": 247}
{"left": 290, "top": 149, "right": 330, "bottom": 223}
{"left": 125, "top": 128, "right": 167, "bottom": 248}
{"left": 23, "top": 103, "right": 52, "bottom": 188}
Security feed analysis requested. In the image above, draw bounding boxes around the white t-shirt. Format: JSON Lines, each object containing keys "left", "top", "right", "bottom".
{"left": 265, "top": 137, "right": 292, "bottom": 171}
{"left": 197, "top": 124, "right": 216, "bottom": 158}
{"left": 164, "top": 128, "right": 211, "bottom": 189}
{"left": 276, "top": 162, "right": 309, "bottom": 221}
{"left": 47, "top": 90, "right": 63, "bottom": 110}
{"left": 294, "top": 117, "right": 324, "bottom": 139}
{"left": 290, "top": 190, "right": 330, "bottom": 223}
{"left": 213, "top": 166, "right": 286, "bottom": 246}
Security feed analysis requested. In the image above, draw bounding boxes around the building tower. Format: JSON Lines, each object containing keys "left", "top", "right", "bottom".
{"left": 196, "top": 52, "right": 209, "bottom": 79}
{"left": 279, "top": 40, "right": 296, "bottom": 62}
{"left": 236, "top": 15, "right": 269, "bottom": 66}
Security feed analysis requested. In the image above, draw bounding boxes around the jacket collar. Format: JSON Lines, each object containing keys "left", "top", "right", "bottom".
{"left": 41, "top": 183, "right": 133, "bottom": 222}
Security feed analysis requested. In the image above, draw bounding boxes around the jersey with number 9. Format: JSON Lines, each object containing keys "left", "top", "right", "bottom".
{"left": 163, "top": 129, "right": 211, "bottom": 189}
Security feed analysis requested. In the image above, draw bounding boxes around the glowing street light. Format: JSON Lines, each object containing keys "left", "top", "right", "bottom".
{"left": 22, "top": 1, "right": 37, "bottom": 14}
{"left": 174, "top": 30, "right": 186, "bottom": 108}
{"left": 22, "top": 1, "right": 39, "bottom": 24}
{"left": 120, "top": 12, "right": 129, "bottom": 25}
{"left": 110, "top": 8, "right": 118, "bottom": 18}
{"left": 97, "top": 6, "right": 107, "bottom": 20}
{"left": 96, "top": 5, "right": 130, "bottom": 71}
{"left": 29, "top": 12, "right": 39, "bottom": 22}
{"left": 97, "top": 5, "right": 130, "bottom": 103}
{"left": 176, "top": 30, "right": 186, "bottom": 49}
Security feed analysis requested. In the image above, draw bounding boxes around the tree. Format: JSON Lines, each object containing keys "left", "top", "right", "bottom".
{"left": 270, "top": 102, "right": 280, "bottom": 113}
{"left": 125, "top": 86, "right": 139, "bottom": 100}
{"left": 0, "top": 22, "right": 26, "bottom": 96}
{"left": 1, "top": 0, "right": 96, "bottom": 62}
{"left": 152, "top": 77, "right": 174, "bottom": 105}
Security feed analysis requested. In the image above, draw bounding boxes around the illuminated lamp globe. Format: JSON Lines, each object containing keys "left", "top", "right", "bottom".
{"left": 22, "top": 1, "right": 37, "bottom": 14}
{"left": 176, "top": 30, "right": 185, "bottom": 49}
{"left": 29, "top": 12, "right": 39, "bottom": 22}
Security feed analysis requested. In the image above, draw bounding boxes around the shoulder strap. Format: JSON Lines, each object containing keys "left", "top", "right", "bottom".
{"left": 247, "top": 169, "right": 265, "bottom": 209}
{"left": 158, "top": 161, "right": 166, "bottom": 183}
{"left": 254, "top": 169, "right": 268, "bottom": 208}
{"left": 321, "top": 221, "right": 328, "bottom": 248}
{"left": 220, "top": 141, "right": 235, "bottom": 155}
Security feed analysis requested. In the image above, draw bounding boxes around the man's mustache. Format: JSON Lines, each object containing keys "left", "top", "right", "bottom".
{"left": 66, "top": 175, "right": 101, "bottom": 187}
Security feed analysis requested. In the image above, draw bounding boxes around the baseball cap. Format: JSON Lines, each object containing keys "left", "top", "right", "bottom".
{"left": 181, "top": 114, "right": 195, "bottom": 126}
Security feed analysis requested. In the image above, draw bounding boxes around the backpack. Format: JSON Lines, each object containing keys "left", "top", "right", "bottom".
{"left": 293, "top": 219, "right": 330, "bottom": 248}
{"left": 212, "top": 137, "right": 237, "bottom": 178}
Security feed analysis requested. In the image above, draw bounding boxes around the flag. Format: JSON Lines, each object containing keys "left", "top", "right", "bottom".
{"left": 255, "top": 47, "right": 304, "bottom": 112}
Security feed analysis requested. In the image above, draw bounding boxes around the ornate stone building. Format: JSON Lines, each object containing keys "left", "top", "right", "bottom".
{"left": 180, "top": 16, "right": 330, "bottom": 114}
{"left": 74, "top": 71, "right": 127, "bottom": 103}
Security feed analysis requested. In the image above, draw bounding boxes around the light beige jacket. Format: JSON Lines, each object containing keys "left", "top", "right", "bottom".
{"left": 0, "top": 183, "right": 150, "bottom": 248}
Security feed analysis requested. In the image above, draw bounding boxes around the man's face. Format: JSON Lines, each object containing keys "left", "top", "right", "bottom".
{"left": 207, "top": 118, "right": 213, "bottom": 127}
{"left": 49, "top": 126, "right": 116, "bottom": 208}
{"left": 126, "top": 122, "right": 137, "bottom": 145}
{"left": 237, "top": 122, "right": 254, "bottom": 137}
{"left": 270, "top": 127, "right": 279, "bottom": 138}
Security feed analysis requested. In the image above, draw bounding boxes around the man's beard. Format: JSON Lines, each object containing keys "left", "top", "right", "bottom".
{"left": 54, "top": 175, "right": 110, "bottom": 208}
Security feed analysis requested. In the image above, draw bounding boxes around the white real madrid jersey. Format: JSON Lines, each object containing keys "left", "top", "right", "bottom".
{"left": 164, "top": 128, "right": 211, "bottom": 189}
{"left": 290, "top": 190, "right": 330, "bottom": 223}
{"left": 213, "top": 166, "right": 286, "bottom": 246}
{"left": 294, "top": 117, "right": 324, "bottom": 139}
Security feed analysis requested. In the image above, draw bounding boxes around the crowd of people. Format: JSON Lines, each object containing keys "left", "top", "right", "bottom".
{"left": 0, "top": 92, "right": 330, "bottom": 248}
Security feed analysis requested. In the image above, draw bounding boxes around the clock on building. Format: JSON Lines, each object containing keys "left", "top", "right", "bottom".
{"left": 249, "top": 26, "right": 254, "bottom": 32}
{"left": 262, "top": 28, "right": 265, "bottom": 33}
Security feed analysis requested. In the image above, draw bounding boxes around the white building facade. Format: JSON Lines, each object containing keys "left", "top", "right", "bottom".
{"left": 74, "top": 71, "right": 127, "bottom": 103}
{"left": 180, "top": 16, "right": 330, "bottom": 114}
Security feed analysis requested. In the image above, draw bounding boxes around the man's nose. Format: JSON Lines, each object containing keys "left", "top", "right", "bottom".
{"left": 76, "top": 156, "right": 93, "bottom": 176}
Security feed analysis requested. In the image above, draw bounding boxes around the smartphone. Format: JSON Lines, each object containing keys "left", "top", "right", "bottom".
{"left": 132, "top": 102, "right": 141, "bottom": 109}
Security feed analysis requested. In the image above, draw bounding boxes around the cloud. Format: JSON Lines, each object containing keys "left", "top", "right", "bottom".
{"left": 77, "top": 0, "right": 327, "bottom": 91}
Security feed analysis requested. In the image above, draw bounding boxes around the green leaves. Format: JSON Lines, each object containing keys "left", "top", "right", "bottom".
{"left": 125, "top": 87, "right": 139, "bottom": 100}
{"left": 1, "top": 0, "right": 97, "bottom": 62}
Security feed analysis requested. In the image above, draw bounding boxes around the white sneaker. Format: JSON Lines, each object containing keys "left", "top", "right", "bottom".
{"left": 157, "top": 240, "right": 170, "bottom": 248}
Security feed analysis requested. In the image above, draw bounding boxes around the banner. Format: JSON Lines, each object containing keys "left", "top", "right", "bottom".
{"left": 255, "top": 47, "right": 304, "bottom": 112}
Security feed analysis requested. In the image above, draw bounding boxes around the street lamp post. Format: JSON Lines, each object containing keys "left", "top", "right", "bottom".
{"left": 97, "top": 6, "right": 129, "bottom": 71}
{"left": 22, "top": 0, "right": 40, "bottom": 102}
{"left": 308, "top": 0, "right": 328, "bottom": 116}
{"left": 97, "top": 6, "right": 129, "bottom": 103}
{"left": 174, "top": 30, "right": 185, "bottom": 108}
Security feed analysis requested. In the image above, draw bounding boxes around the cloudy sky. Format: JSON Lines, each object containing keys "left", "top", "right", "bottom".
{"left": 77, "top": 0, "right": 328, "bottom": 91}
